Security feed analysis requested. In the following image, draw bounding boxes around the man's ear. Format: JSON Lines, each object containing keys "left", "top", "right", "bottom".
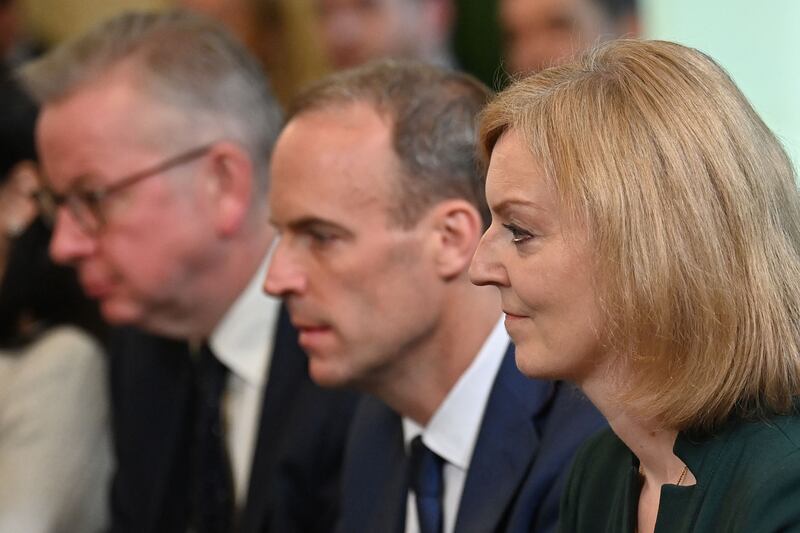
{"left": 204, "top": 141, "right": 254, "bottom": 237}
{"left": 428, "top": 199, "right": 484, "bottom": 280}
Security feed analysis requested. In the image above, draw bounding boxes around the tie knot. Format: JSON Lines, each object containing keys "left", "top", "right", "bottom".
{"left": 408, "top": 436, "right": 444, "bottom": 498}
{"left": 408, "top": 436, "right": 445, "bottom": 533}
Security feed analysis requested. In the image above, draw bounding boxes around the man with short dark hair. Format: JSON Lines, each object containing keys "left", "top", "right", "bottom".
{"left": 501, "top": 0, "right": 638, "bottom": 75}
{"left": 21, "top": 10, "right": 357, "bottom": 533}
{"left": 264, "top": 59, "right": 606, "bottom": 533}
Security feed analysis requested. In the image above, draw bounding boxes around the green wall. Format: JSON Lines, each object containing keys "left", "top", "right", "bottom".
{"left": 641, "top": 0, "right": 800, "bottom": 175}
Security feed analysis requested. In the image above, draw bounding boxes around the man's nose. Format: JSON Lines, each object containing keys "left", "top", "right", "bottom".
{"left": 263, "top": 238, "right": 307, "bottom": 297}
{"left": 49, "top": 208, "right": 97, "bottom": 265}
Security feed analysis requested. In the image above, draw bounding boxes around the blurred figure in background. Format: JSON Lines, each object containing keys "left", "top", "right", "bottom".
{"left": 0, "top": 164, "right": 111, "bottom": 532}
{"left": 315, "top": 0, "right": 455, "bottom": 70}
{"left": 21, "top": 9, "right": 356, "bottom": 533}
{"left": 500, "top": 0, "right": 638, "bottom": 75}
{"left": 178, "top": 0, "right": 330, "bottom": 105}
{"left": 1, "top": 5, "right": 111, "bottom": 529}
{"left": 0, "top": 0, "right": 38, "bottom": 178}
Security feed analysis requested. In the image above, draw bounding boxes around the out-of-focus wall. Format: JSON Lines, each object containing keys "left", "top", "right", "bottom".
{"left": 641, "top": 0, "right": 800, "bottom": 174}
{"left": 20, "top": 0, "right": 168, "bottom": 45}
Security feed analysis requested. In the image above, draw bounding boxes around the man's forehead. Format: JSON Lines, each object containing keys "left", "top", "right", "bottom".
{"left": 39, "top": 66, "right": 190, "bottom": 146}
{"left": 270, "top": 106, "right": 400, "bottom": 224}
{"left": 38, "top": 80, "right": 192, "bottom": 186}
{"left": 276, "top": 103, "right": 395, "bottom": 173}
{"left": 270, "top": 160, "right": 391, "bottom": 225}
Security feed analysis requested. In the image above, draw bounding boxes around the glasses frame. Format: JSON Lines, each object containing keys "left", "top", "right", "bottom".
{"left": 36, "top": 144, "right": 214, "bottom": 234}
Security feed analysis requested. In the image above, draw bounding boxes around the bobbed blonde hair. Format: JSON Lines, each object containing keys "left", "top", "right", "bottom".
{"left": 480, "top": 39, "right": 800, "bottom": 433}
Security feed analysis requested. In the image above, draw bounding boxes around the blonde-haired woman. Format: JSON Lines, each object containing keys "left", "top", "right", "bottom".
{"left": 470, "top": 39, "right": 800, "bottom": 532}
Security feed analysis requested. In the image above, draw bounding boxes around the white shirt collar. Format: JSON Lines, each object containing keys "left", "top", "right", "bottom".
{"left": 403, "top": 318, "right": 509, "bottom": 470}
{"left": 209, "top": 251, "right": 280, "bottom": 386}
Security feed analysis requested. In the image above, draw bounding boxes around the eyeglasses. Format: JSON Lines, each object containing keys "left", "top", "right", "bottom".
{"left": 36, "top": 144, "right": 213, "bottom": 234}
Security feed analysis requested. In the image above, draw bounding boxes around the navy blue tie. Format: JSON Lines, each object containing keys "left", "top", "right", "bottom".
{"left": 192, "top": 344, "right": 234, "bottom": 533}
{"left": 408, "top": 436, "right": 445, "bottom": 533}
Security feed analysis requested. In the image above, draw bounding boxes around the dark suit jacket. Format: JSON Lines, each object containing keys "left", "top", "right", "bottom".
{"left": 107, "top": 306, "right": 359, "bottom": 533}
{"left": 337, "top": 344, "right": 606, "bottom": 533}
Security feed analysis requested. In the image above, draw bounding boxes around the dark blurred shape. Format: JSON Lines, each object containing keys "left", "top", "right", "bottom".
{"left": 0, "top": 0, "right": 38, "bottom": 179}
{"left": 0, "top": 216, "right": 105, "bottom": 348}
{"left": 452, "top": 0, "right": 504, "bottom": 90}
{"left": 0, "top": 67, "right": 37, "bottom": 179}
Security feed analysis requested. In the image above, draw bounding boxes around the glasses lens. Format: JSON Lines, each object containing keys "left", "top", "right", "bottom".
{"left": 67, "top": 194, "right": 102, "bottom": 234}
{"left": 32, "top": 189, "right": 58, "bottom": 227}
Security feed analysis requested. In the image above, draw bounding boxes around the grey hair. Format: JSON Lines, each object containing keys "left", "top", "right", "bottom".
{"left": 18, "top": 8, "right": 282, "bottom": 185}
{"left": 289, "top": 59, "right": 493, "bottom": 228}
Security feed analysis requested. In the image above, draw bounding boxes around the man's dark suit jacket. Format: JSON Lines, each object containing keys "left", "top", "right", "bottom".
{"left": 107, "top": 307, "right": 359, "bottom": 533}
{"left": 337, "top": 344, "right": 606, "bottom": 533}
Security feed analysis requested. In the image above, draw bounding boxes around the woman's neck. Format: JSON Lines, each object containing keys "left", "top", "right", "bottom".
{"left": 580, "top": 374, "right": 695, "bottom": 533}
{"left": 580, "top": 368, "right": 692, "bottom": 483}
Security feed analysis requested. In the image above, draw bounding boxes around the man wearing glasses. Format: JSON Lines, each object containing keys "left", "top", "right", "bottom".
{"left": 20, "top": 9, "right": 357, "bottom": 533}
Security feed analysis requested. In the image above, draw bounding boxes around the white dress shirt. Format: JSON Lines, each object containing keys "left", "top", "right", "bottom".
{"left": 208, "top": 253, "right": 280, "bottom": 508}
{"left": 402, "top": 318, "right": 510, "bottom": 533}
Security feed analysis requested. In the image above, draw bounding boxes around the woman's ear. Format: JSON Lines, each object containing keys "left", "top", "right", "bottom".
{"left": 428, "top": 199, "right": 484, "bottom": 280}
{"left": 204, "top": 141, "right": 254, "bottom": 236}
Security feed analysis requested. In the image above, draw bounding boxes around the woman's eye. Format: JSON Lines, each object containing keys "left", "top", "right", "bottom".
{"left": 502, "top": 223, "right": 534, "bottom": 244}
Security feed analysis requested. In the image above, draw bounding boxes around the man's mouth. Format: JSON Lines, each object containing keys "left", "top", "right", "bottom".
{"left": 295, "top": 323, "right": 335, "bottom": 352}
{"left": 80, "top": 277, "right": 113, "bottom": 299}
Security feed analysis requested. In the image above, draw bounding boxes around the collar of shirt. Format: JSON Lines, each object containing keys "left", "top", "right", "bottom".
{"left": 209, "top": 251, "right": 280, "bottom": 387}
{"left": 402, "top": 318, "right": 510, "bottom": 470}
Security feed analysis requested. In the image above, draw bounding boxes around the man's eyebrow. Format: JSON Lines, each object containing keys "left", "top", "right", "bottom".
{"left": 272, "top": 215, "right": 354, "bottom": 238}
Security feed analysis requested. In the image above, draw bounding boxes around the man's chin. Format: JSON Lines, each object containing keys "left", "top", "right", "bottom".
{"left": 307, "top": 357, "right": 354, "bottom": 389}
{"left": 99, "top": 299, "right": 144, "bottom": 327}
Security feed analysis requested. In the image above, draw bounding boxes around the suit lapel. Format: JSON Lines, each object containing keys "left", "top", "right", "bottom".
{"left": 340, "top": 396, "right": 409, "bottom": 533}
{"left": 367, "top": 408, "right": 408, "bottom": 533}
{"left": 110, "top": 329, "right": 197, "bottom": 532}
{"left": 454, "top": 344, "right": 555, "bottom": 532}
{"left": 147, "top": 343, "right": 196, "bottom": 531}
{"left": 238, "top": 306, "right": 305, "bottom": 533}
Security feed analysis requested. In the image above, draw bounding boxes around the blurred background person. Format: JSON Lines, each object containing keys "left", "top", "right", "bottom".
{"left": 0, "top": 0, "right": 38, "bottom": 179}
{"left": 314, "top": 0, "right": 455, "bottom": 70}
{"left": 178, "top": 0, "right": 329, "bottom": 106}
{"left": 500, "top": 0, "right": 638, "bottom": 75}
{"left": 471, "top": 39, "right": 800, "bottom": 532}
{"left": 1, "top": 6, "right": 111, "bottom": 528}
{"left": 0, "top": 163, "right": 111, "bottom": 532}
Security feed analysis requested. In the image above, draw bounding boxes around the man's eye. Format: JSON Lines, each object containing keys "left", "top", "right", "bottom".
{"left": 308, "top": 229, "right": 337, "bottom": 245}
{"left": 502, "top": 223, "right": 534, "bottom": 244}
